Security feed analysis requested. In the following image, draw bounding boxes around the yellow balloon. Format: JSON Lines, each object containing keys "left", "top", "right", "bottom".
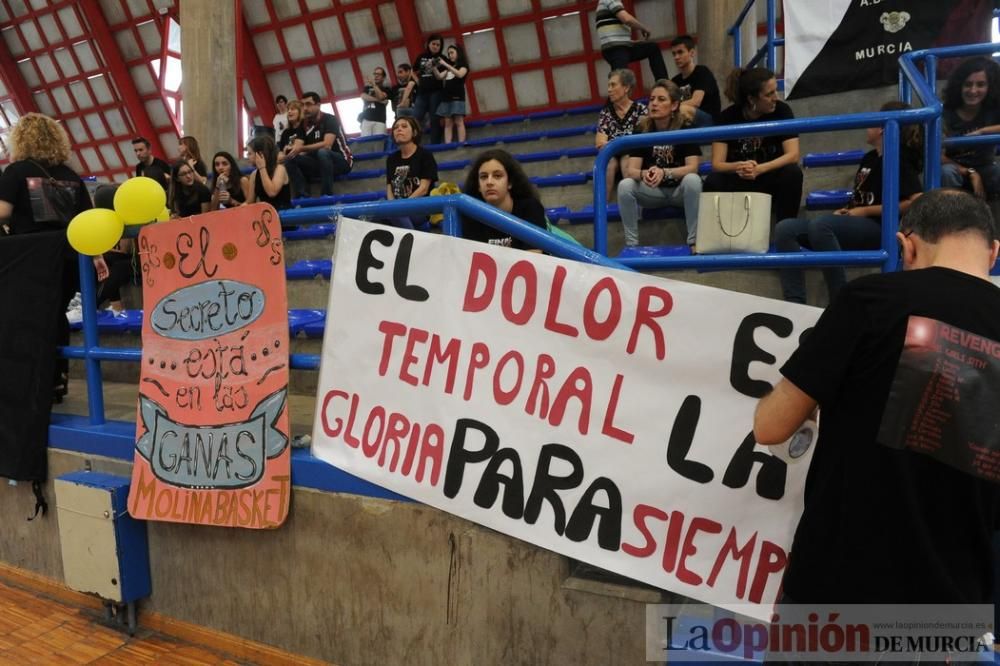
{"left": 156, "top": 207, "right": 170, "bottom": 222}
{"left": 114, "top": 176, "right": 166, "bottom": 225}
{"left": 66, "top": 208, "right": 125, "bottom": 256}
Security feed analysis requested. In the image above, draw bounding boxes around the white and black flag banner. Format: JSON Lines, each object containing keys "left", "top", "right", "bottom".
{"left": 784, "top": 0, "right": 992, "bottom": 100}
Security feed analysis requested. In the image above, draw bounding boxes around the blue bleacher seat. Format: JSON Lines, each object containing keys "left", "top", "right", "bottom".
{"left": 803, "top": 150, "right": 865, "bottom": 168}
{"left": 531, "top": 173, "right": 589, "bottom": 187}
{"left": 283, "top": 223, "right": 336, "bottom": 240}
{"left": 286, "top": 259, "right": 333, "bottom": 280}
{"left": 617, "top": 245, "right": 691, "bottom": 258}
{"left": 806, "top": 189, "right": 853, "bottom": 209}
{"left": 302, "top": 315, "right": 328, "bottom": 338}
{"left": 288, "top": 309, "right": 326, "bottom": 336}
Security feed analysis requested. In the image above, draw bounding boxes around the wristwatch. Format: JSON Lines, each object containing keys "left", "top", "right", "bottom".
{"left": 967, "top": 168, "right": 977, "bottom": 175}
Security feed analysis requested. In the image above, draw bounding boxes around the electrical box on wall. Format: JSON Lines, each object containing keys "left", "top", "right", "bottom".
{"left": 54, "top": 471, "right": 151, "bottom": 605}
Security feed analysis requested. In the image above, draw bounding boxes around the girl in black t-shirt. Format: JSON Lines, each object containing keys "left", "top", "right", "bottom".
{"left": 774, "top": 101, "right": 924, "bottom": 305}
{"left": 246, "top": 135, "right": 291, "bottom": 210}
{"left": 941, "top": 57, "right": 1000, "bottom": 199}
{"left": 434, "top": 44, "right": 470, "bottom": 144}
{"left": 461, "top": 149, "right": 547, "bottom": 251}
{"left": 412, "top": 34, "right": 445, "bottom": 145}
{"left": 383, "top": 117, "right": 438, "bottom": 230}
{"left": 210, "top": 152, "right": 249, "bottom": 210}
{"left": 169, "top": 161, "right": 212, "bottom": 218}
{"left": 704, "top": 67, "right": 803, "bottom": 221}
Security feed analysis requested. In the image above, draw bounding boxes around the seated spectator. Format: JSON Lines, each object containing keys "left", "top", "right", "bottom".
{"left": 132, "top": 136, "right": 170, "bottom": 193}
{"left": 461, "top": 148, "right": 546, "bottom": 251}
{"left": 210, "top": 151, "right": 249, "bottom": 210}
{"left": 941, "top": 57, "right": 1000, "bottom": 199}
{"left": 704, "top": 67, "right": 803, "bottom": 222}
{"left": 91, "top": 184, "right": 136, "bottom": 315}
{"left": 176, "top": 135, "right": 208, "bottom": 185}
{"left": 670, "top": 35, "right": 721, "bottom": 126}
{"left": 617, "top": 80, "right": 701, "bottom": 250}
{"left": 277, "top": 99, "right": 305, "bottom": 164}
{"left": 285, "top": 91, "right": 353, "bottom": 198}
{"left": 595, "top": 0, "right": 668, "bottom": 82}
{"left": 774, "top": 101, "right": 923, "bottom": 305}
{"left": 596, "top": 68, "right": 648, "bottom": 201}
{"left": 434, "top": 45, "right": 470, "bottom": 144}
{"left": 246, "top": 135, "right": 291, "bottom": 210}
{"left": 413, "top": 34, "right": 446, "bottom": 145}
{"left": 383, "top": 117, "right": 438, "bottom": 230}
{"left": 169, "top": 161, "right": 212, "bottom": 217}
{"left": 392, "top": 64, "right": 417, "bottom": 118}
{"left": 360, "top": 67, "right": 392, "bottom": 137}
{"left": 273, "top": 94, "right": 289, "bottom": 135}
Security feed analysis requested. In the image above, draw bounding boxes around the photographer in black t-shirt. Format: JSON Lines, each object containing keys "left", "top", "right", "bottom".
{"left": 755, "top": 189, "right": 1000, "bottom": 606}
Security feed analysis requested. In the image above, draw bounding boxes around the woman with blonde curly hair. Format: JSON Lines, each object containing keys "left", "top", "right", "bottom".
{"left": 0, "top": 112, "right": 93, "bottom": 402}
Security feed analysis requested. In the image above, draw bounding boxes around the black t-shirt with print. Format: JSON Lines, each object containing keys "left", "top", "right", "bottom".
{"left": 716, "top": 100, "right": 797, "bottom": 163}
{"left": 0, "top": 159, "right": 91, "bottom": 234}
{"left": 848, "top": 148, "right": 922, "bottom": 220}
{"left": 385, "top": 147, "right": 438, "bottom": 199}
{"left": 461, "top": 197, "right": 548, "bottom": 250}
{"left": 780, "top": 267, "right": 1000, "bottom": 603}
{"left": 632, "top": 123, "right": 702, "bottom": 171}
{"left": 302, "top": 113, "right": 343, "bottom": 150}
{"left": 672, "top": 65, "right": 722, "bottom": 120}
{"left": 278, "top": 125, "right": 304, "bottom": 153}
{"left": 361, "top": 83, "right": 393, "bottom": 123}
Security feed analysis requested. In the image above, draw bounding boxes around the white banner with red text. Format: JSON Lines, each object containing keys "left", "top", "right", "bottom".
{"left": 312, "top": 218, "right": 821, "bottom": 619}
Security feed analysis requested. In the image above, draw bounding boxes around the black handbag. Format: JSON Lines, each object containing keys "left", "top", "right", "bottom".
{"left": 26, "top": 160, "right": 81, "bottom": 227}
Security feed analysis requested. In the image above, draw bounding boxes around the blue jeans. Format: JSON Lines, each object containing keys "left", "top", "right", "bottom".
{"left": 617, "top": 173, "right": 702, "bottom": 246}
{"left": 774, "top": 214, "right": 880, "bottom": 304}
{"left": 412, "top": 90, "right": 443, "bottom": 144}
{"left": 286, "top": 149, "right": 350, "bottom": 197}
{"left": 689, "top": 108, "right": 714, "bottom": 128}
{"left": 941, "top": 161, "right": 1000, "bottom": 199}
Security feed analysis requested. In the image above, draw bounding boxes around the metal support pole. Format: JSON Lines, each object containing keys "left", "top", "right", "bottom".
{"left": 882, "top": 120, "right": 901, "bottom": 273}
{"left": 77, "top": 253, "right": 106, "bottom": 425}
{"left": 442, "top": 205, "right": 461, "bottom": 238}
{"left": 766, "top": 0, "right": 777, "bottom": 71}
{"left": 924, "top": 55, "right": 941, "bottom": 188}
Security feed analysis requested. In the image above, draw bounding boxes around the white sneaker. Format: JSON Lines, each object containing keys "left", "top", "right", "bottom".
{"left": 68, "top": 292, "right": 82, "bottom": 308}
{"left": 66, "top": 306, "right": 83, "bottom": 325}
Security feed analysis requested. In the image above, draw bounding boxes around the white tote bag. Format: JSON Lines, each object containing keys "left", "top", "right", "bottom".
{"left": 695, "top": 192, "right": 772, "bottom": 254}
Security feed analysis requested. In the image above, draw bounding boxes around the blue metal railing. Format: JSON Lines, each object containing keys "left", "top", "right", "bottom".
{"left": 64, "top": 194, "right": 627, "bottom": 425}
{"left": 593, "top": 110, "right": 922, "bottom": 269}
{"left": 729, "top": 0, "right": 783, "bottom": 71}
{"left": 592, "top": 41, "right": 1000, "bottom": 271}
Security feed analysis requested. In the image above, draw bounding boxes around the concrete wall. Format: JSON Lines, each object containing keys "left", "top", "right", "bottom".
{"left": 0, "top": 448, "right": 664, "bottom": 665}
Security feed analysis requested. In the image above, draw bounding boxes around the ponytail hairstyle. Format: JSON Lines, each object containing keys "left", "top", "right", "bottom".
{"left": 724, "top": 67, "right": 776, "bottom": 108}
